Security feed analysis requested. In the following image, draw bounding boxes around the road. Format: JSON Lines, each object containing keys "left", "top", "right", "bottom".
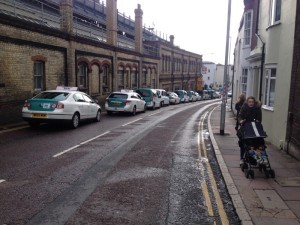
{"left": 0, "top": 99, "right": 240, "bottom": 225}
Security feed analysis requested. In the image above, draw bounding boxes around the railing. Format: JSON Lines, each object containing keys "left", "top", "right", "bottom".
{"left": 0, "top": 0, "right": 61, "bottom": 29}
{"left": 73, "top": 16, "right": 107, "bottom": 42}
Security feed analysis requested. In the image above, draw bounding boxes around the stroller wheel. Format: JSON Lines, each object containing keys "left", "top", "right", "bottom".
{"left": 245, "top": 170, "right": 254, "bottom": 179}
{"left": 264, "top": 168, "right": 270, "bottom": 178}
{"left": 249, "top": 170, "right": 254, "bottom": 179}
{"left": 269, "top": 169, "right": 275, "bottom": 178}
{"left": 241, "top": 163, "right": 248, "bottom": 172}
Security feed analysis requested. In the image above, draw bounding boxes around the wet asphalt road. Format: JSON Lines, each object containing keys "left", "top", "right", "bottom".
{"left": 0, "top": 99, "right": 240, "bottom": 225}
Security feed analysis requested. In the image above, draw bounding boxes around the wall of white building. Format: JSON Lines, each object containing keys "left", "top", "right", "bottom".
{"left": 258, "top": 0, "right": 297, "bottom": 148}
{"left": 201, "top": 62, "right": 216, "bottom": 89}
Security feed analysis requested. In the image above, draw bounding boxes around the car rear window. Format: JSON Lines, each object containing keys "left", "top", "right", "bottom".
{"left": 136, "top": 90, "right": 151, "bottom": 97}
{"left": 33, "top": 92, "right": 69, "bottom": 100}
{"left": 109, "top": 93, "right": 128, "bottom": 99}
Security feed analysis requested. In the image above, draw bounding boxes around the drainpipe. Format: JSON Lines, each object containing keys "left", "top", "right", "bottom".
{"left": 231, "top": 52, "right": 235, "bottom": 110}
{"left": 256, "top": 0, "right": 265, "bottom": 101}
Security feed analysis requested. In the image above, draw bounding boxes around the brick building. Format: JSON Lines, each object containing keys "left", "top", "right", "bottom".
{"left": 0, "top": 0, "right": 202, "bottom": 125}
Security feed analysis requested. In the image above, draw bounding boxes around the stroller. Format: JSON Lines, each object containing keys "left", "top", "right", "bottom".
{"left": 238, "top": 121, "right": 275, "bottom": 179}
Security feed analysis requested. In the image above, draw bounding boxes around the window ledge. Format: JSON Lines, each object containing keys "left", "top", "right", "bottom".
{"left": 262, "top": 105, "right": 274, "bottom": 112}
{"left": 266, "top": 21, "right": 281, "bottom": 31}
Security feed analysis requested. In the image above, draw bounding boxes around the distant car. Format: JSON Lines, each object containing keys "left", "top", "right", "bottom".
{"left": 135, "top": 88, "right": 161, "bottom": 110}
{"left": 187, "top": 91, "right": 197, "bottom": 102}
{"left": 227, "top": 91, "right": 232, "bottom": 97}
{"left": 156, "top": 89, "right": 170, "bottom": 107}
{"left": 22, "top": 86, "right": 101, "bottom": 128}
{"left": 194, "top": 92, "right": 202, "bottom": 101}
{"left": 175, "top": 90, "right": 189, "bottom": 103}
{"left": 167, "top": 92, "right": 180, "bottom": 104}
{"left": 105, "top": 90, "right": 146, "bottom": 115}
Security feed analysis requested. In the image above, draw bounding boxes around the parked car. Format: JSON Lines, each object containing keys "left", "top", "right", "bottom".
{"left": 22, "top": 86, "right": 101, "bottom": 128}
{"left": 167, "top": 92, "right": 180, "bottom": 104}
{"left": 155, "top": 89, "right": 170, "bottom": 107}
{"left": 194, "top": 92, "right": 202, "bottom": 101}
{"left": 202, "top": 90, "right": 210, "bottom": 100}
{"left": 175, "top": 90, "right": 189, "bottom": 103}
{"left": 227, "top": 91, "right": 232, "bottom": 97}
{"left": 135, "top": 88, "right": 161, "bottom": 110}
{"left": 105, "top": 90, "right": 146, "bottom": 116}
{"left": 187, "top": 91, "right": 197, "bottom": 102}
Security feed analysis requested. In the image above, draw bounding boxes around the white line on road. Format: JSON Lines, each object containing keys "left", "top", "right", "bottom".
{"left": 53, "top": 131, "right": 110, "bottom": 158}
{"left": 121, "top": 118, "right": 143, "bottom": 127}
{"left": 0, "top": 179, "right": 6, "bottom": 184}
{"left": 148, "top": 112, "right": 161, "bottom": 117}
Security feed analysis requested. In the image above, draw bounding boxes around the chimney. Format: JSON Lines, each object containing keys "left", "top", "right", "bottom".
{"left": 170, "top": 35, "right": 174, "bottom": 46}
{"left": 60, "top": 0, "right": 73, "bottom": 33}
{"left": 134, "top": 4, "right": 143, "bottom": 53}
{"left": 106, "top": 0, "right": 117, "bottom": 46}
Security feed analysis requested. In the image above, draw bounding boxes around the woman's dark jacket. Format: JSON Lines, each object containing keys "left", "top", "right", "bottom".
{"left": 238, "top": 102, "right": 262, "bottom": 123}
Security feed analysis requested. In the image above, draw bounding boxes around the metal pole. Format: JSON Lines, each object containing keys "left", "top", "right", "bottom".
{"left": 220, "top": 0, "right": 231, "bottom": 135}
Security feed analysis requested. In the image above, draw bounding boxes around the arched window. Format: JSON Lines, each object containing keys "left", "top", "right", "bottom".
{"left": 125, "top": 67, "right": 130, "bottom": 89}
{"left": 102, "top": 64, "right": 110, "bottom": 93}
{"left": 131, "top": 67, "right": 137, "bottom": 88}
{"left": 118, "top": 65, "right": 124, "bottom": 88}
{"left": 142, "top": 68, "right": 147, "bottom": 86}
{"left": 34, "top": 61, "right": 45, "bottom": 91}
{"left": 78, "top": 62, "right": 88, "bottom": 89}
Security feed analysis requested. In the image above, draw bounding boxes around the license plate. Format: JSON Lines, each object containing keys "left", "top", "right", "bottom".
{"left": 32, "top": 113, "right": 48, "bottom": 118}
{"left": 43, "top": 103, "right": 51, "bottom": 109}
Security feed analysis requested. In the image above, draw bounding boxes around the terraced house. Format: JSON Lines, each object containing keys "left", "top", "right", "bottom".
{"left": 233, "top": 0, "right": 300, "bottom": 160}
{"left": 0, "top": 0, "right": 203, "bottom": 124}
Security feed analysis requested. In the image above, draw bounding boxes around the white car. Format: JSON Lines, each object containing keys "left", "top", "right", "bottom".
{"left": 156, "top": 89, "right": 170, "bottom": 107}
{"left": 194, "top": 92, "right": 202, "bottom": 101}
{"left": 22, "top": 86, "right": 101, "bottom": 128}
{"left": 167, "top": 92, "right": 180, "bottom": 104}
{"left": 105, "top": 90, "right": 146, "bottom": 115}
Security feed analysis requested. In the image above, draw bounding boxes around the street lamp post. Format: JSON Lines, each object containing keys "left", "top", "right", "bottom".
{"left": 220, "top": 0, "right": 231, "bottom": 135}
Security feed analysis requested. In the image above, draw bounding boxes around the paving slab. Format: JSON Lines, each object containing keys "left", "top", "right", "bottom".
{"left": 208, "top": 104, "right": 300, "bottom": 225}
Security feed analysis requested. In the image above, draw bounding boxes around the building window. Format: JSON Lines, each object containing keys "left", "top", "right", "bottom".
{"left": 244, "top": 10, "right": 252, "bottom": 46}
{"left": 118, "top": 66, "right": 124, "bottom": 88}
{"left": 270, "top": 0, "right": 281, "bottom": 25}
{"left": 34, "top": 61, "right": 45, "bottom": 91}
{"left": 161, "top": 56, "right": 164, "bottom": 72}
{"left": 78, "top": 63, "right": 88, "bottom": 89}
{"left": 142, "top": 68, "right": 147, "bottom": 85}
{"left": 241, "top": 68, "right": 248, "bottom": 94}
{"left": 131, "top": 67, "right": 137, "bottom": 88}
{"left": 102, "top": 65, "right": 109, "bottom": 93}
{"left": 264, "top": 67, "right": 276, "bottom": 108}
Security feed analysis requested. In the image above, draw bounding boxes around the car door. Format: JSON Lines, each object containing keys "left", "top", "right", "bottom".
{"left": 136, "top": 93, "right": 144, "bottom": 111}
{"left": 82, "top": 94, "right": 95, "bottom": 118}
{"left": 73, "top": 93, "right": 88, "bottom": 119}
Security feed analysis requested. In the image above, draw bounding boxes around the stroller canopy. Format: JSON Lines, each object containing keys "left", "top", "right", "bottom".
{"left": 241, "top": 121, "right": 267, "bottom": 139}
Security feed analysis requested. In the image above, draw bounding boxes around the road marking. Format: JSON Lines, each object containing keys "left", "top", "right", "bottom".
{"left": 148, "top": 112, "right": 161, "bottom": 116}
{"left": 0, "top": 125, "right": 29, "bottom": 134}
{"left": 198, "top": 111, "right": 229, "bottom": 225}
{"left": 53, "top": 131, "right": 110, "bottom": 158}
{"left": 121, "top": 118, "right": 143, "bottom": 127}
{"left": 0, "top": 179, "right": 6, "bottom": 184}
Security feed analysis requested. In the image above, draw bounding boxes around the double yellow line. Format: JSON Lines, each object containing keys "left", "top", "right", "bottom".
{"left": 198, "top": 111, "right": 229, "bottom": 225}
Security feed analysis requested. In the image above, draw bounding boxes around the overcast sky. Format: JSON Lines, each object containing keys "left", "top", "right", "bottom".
{"left": 117, "top": 0, "right": 244, "bottom": 64}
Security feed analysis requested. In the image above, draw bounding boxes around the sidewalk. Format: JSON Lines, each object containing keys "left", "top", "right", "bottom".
{"left": 208, "top": 104, "right": 300, "bottom": 225}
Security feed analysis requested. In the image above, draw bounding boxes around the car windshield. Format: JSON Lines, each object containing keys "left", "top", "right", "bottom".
{"left": 33, "top": 92, "right": 69, "bottom": 100}
{"left": 136, "top": 90, "right": 150, "bottom": 97}
{"left": 109, "top": 93, "right": 128, "bottom": 99}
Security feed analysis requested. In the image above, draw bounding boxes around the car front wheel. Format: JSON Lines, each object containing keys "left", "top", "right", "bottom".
{"left": 132, "top": 106, "right": 136, "bottom": 116}
{"left": 71, "top": 113, "right": 80, "bottom": 129}
{"left": 95, "top": 110, "right": 101, "bottom": 122}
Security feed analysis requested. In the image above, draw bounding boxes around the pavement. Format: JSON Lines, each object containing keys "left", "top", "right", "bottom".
{"left": 208, "top": 104, "right": 300, "bottom": 225}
